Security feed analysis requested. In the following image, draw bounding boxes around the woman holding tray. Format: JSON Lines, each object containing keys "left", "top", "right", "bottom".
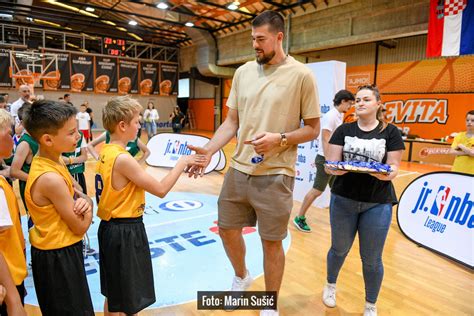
{"left": 322, "top": 85, "right": 405, "bottom": 316}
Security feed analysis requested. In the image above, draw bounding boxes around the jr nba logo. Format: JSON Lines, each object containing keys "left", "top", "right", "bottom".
{"left": 430, "top": 185, "right": 451, "bottom": 217}
{"left": 164, "top": 140, "right": 192, "bottom": 156}
{"left": 410, "top": 181, "right": 473, "bottom": 228}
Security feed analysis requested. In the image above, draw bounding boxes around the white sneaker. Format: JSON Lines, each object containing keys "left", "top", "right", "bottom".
{"left": 322, "top": 283, "right": 337, "bottom": 307}
{"left": 231, "top": 270, "right": 253, "bottom": 291}
{"left": 260, "top": 309, "right": 279, "bottom": 316}
{"left": 364, "top": 302, "right": 377, "bottom": 316}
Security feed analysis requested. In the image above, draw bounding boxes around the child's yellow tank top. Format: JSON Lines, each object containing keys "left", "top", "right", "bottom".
{"left": 95, "top": 144, "right": 145, "bottom": 221}
{"left": 25, "top": 156, "right": 83, "bottom": 250}
{"left": 0, "top": 176, "right": 27, "bottom": 285}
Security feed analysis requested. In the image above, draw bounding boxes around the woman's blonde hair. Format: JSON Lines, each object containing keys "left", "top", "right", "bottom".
{"left": 103, "top": 96, "right": 142, "bottom": 132}
{"left": 357, "top": 85, "right": 387, "bottom": 131}
{"left": 0, "top": 109, "right": 13, "bottom": 131}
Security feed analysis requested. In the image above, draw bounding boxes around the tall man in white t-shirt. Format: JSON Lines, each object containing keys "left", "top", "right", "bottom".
{"left": 187, "top": 11, "right": 321, "bottom": 315}
{"left": 293, "top": 90, "right": 355, "bottom": 232}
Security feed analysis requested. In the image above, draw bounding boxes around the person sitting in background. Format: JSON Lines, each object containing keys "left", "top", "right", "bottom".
{"left": 450, "top": 110, "right": 474, "bottom": 174}
{"left": 169, "top": 106, "right": 185, "bottom": 133}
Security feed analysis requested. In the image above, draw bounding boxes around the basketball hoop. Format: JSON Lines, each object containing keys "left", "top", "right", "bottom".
{"left": 9, "top": 51, "right": 60, "bottom": 95}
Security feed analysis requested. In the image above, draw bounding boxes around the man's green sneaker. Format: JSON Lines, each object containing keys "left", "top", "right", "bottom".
{"left": 293, "top": 216, "right": 311, "bottom": 232}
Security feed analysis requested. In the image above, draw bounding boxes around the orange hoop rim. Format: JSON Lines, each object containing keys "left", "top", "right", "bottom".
{"left": 12, "top": 74, "right": 60, "bottom": 81}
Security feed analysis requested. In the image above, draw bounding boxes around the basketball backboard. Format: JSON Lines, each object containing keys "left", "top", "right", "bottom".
{"left": 10, "top": 51, "right": 59, "bottom": 93}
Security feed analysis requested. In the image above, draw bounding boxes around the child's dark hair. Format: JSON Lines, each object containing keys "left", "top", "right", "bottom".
{"left": 333, "top": 90, "right": 355, "bottom": 106}
{"left": 23, "top": 100, "right": 77, "bottom": 141}
{"left": 17, "top": 102, "right": 31, "bottom": 122}
{"left": 467, "top": 110, "right": 474, "bottom": 117}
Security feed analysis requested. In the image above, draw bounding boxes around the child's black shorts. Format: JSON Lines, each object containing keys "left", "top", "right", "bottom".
{"left": 98, "top": 216, "right": 155, "bottom": 314}
{"left": 31, "top": 241, "right": 94, "bottom": 315}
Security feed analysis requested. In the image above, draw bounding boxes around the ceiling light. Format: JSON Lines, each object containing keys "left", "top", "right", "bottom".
{"left": 156, "top": 2, "right": 169, "bottom": 10}
{"left": 128, "top": 32, "right": 143, "bottom": 41}
{"left": 128, "top": 20, "right": 138, "bottom": 26}
{"left": 26, "top": 17, "right": 34, "bottom": 22}
{"left": 116, "top": 26, "right": 128, "bottom": 32}
{"left": 185, "top": 22, "right": 194, "bottom": 27}
{"left": 226, "top": 1, "right": 239, "bottom": 10}
{"left": 85, "top": 7, "right": 95, "bottom": 12}
{"left": 33, "top": 18, "right": 61, "bottom": 27}
{"left": 102, "top": 20, "right": 116, "bottom": 26}
{"left": 45, "top": 0, "right": 98, "bottom": 18}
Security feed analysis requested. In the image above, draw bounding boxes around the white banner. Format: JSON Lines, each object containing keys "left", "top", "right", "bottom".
{"left": 146, "top": 133, "right": 226, "bottom": 174}
{"left": 397, "top": 172, "right": 474, "bottom": 269}
{"left": 294, "top": 61, "right": 346, "bottom": 208}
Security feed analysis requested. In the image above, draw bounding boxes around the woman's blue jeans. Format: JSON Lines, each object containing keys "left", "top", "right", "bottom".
{"left": 145, "top": 121, "right": 157, "bottom": 138}
{"left": 327, "top": 193, "right": 392, "bottom": 304}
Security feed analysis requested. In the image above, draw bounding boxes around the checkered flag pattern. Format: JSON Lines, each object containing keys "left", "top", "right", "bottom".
{"left": 444, "top": 0, "right": 468, "bottom": 16}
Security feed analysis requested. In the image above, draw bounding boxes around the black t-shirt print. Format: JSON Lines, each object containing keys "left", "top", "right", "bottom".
{"left": 342, "top": 136, "right": 387, "bottom": 163}
{"left": 329, "top": 121, "right": 405, "bottom": 204}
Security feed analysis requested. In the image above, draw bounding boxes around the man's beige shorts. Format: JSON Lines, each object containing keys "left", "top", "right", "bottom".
{"left": 217, "top": 168, "right": 295, "bottom": 241}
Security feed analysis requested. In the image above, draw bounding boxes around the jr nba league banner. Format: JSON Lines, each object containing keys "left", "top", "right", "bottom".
{"left": 294, "top": 61, "right": 346, "bottom": 208}
{"left": 397, "top": 172, "right": 473, "bottom": 269}
{"left": 146, "top": 133, "right": 226, "bottom": 174}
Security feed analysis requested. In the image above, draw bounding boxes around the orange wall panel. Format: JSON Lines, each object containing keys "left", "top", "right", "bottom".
{"left": 189, "top": 99, "right": 215, "bottom": 131}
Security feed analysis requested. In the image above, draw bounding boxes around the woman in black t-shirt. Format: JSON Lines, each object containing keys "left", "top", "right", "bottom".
{"left": 169, "top": 107, "right": 185, "bottom": 133}
{"left": 321, "top": 85, "right": 405, "bottom": 316}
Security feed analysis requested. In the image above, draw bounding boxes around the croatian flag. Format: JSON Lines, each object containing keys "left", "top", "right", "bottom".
{"left": 426, "top": 0, "right": 474, "bottom": 57}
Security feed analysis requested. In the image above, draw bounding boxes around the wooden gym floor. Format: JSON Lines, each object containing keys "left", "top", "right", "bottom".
{"left": 22, "top": 130, "right": 472, "bottom": 316}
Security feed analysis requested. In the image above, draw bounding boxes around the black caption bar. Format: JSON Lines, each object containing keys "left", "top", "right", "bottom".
{"left": 197, "top": 291, "right": 277, "bottom": 310}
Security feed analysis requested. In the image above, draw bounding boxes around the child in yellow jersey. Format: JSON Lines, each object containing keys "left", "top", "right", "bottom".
{"left": 23, "top": 100, "right": 94, "bottom": 315}
{"left": 450, "top": 110, "right": 474, "bottom": 174}
{"left": 0, "top": 109, "right": 26, "bottom": 315}
{"left": 96, "top": 96, "right": 205, "bottom": 315}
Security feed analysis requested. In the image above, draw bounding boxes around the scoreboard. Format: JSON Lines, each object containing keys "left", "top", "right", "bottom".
{"left": 103, "top": 37, "right": 126, "bottom": 56}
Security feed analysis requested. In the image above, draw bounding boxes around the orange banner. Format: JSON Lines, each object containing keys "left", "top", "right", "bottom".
{"left": 383, "top": 94, "right": 473, "bottom": 139}
{"left": 346, "top": 55, "right": 474, "bottom": 94}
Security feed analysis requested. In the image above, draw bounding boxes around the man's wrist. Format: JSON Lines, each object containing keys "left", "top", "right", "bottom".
{"left": 279, "top": 132, "right": 288, "bottom": 146}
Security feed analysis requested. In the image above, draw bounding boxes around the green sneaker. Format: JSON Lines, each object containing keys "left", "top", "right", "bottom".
{"left": 293, "top": 216, "right": 311, "bottom": 233}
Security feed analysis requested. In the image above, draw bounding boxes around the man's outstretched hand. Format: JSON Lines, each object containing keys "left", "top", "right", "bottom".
{"left": 186, "top": 144, "right": 212, "bottom": 178}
